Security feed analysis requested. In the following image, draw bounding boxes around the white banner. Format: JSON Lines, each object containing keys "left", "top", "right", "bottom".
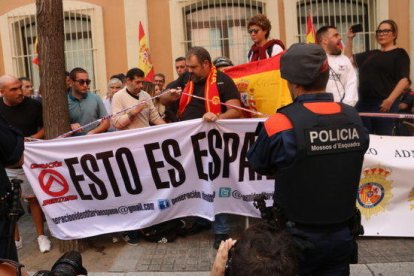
{"left": 359, "top": 135, "right": 414, "bottom": 236}
{"left": 22, "top": 119, "right": 414, "bottom": 239}
{"left": 23, "top": 119, "right": 274, "bottom": 239}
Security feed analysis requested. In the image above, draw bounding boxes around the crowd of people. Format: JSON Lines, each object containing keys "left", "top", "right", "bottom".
{"left": 0, "top": 12, "right": 412, "bottom": 275}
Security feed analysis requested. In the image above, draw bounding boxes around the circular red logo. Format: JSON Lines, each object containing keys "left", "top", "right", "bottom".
{"left": 38, "top": 169, "right": 69, "bottom": 197}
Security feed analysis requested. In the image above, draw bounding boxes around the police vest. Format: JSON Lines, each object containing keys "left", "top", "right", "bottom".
{"left": 275, "top": 102, "right": 367, "bottom": 225}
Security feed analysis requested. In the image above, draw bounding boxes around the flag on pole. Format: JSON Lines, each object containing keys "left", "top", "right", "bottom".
{"left": 138, "top": 21, "right": 154, "bottom": 81}
{"left": 32, "top": 37, "right": 39, "bottom": 65}
{"left": 306, "top": 13, "right": 316, "bottom": 43}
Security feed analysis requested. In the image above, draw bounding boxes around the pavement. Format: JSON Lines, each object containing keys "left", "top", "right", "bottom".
{"left": 14, "top": 213, "right": 414, "bottom": 275}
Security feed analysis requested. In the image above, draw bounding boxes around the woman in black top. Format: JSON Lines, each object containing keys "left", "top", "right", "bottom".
{"left": 345, "top": 19, "right": 410, "bottom": 135}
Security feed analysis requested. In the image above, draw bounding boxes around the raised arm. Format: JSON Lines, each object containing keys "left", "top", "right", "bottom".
{"left": 344, "top": 28, "right": 356, "bottom": 66}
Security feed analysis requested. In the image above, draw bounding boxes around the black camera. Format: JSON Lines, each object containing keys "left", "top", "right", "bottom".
{"left": 33, "top": 251, "right": 87, "bottom": 276}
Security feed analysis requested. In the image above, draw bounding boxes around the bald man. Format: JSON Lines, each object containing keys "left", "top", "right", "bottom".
{"left": 0, "top": 75, "right": 51, "bottom": 253}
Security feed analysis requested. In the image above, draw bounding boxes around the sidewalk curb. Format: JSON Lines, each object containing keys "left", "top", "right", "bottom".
{"left": 28, "top": 262, "right": 414, "bottom": 276}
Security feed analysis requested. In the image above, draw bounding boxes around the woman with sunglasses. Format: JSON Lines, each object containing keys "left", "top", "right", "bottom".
{"left": 345, "top": 19, "right": 410, "bottom": 135}
{"left": 247, "top": 14, "right": 285, "bottom": 62}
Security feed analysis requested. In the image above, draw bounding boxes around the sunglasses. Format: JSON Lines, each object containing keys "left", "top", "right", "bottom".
{"left": 375, "top": 29, "right": 393, "bottom": 35}
{"left": 248, "top": 28, "right": 260, "bottom": 34}
{"left": 75, "top": 79, "right": 91, "bottom": 85}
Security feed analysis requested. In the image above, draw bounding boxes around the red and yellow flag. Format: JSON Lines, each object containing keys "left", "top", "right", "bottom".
{"left": 306, "top": 14, "right": 316, "bottom": 43}
{"left": 223, "top": 54, "right": 292, "bottom": 118}
{"left": 138, "top": 21, "right": 154, "bottom": 81}
{"left": 32, "top": 37, "right": 39, "bottom": 65}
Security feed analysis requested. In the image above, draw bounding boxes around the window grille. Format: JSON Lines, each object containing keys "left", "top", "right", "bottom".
{"left": 182, "top": 0, "right": 266, "bottom": 65}
{"left": 6, "top": 7, "right": 98, "bottom": 92}
{"left": 296, "top": 0, "right": 378, "bottom": 52}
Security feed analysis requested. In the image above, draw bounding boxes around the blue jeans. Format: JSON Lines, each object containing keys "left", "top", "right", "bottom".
{"left": 297, "top": 225, "right": 354, "bottom": 276}
{"left": 356, "top": 99, "right": 399, "bottom": 135}
{"left": 213, "top": 214, "right": 230, "bottom": 234}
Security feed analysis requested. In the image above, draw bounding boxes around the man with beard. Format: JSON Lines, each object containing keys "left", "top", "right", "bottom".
{"left": 174, "top": 57, "right": 187, "bottom": 77}
{"left": 316, "top": 26, "right": 358, "bottom": 106}
{"left": 67, "top": 67, "right": 109, "bottom": 135}
{"left": 160, "top": 47, "right": 241, "bottom": 249}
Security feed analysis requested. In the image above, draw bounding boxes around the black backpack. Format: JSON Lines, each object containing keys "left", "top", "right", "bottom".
{"left": 139, "top": 219, "right": 184, "bottom": 243}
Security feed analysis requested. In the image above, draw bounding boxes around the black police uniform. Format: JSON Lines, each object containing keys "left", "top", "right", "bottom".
{"left": 0, "top": 115, "right": 24, "bottom": 261}
{"left": 248, "top": 93, "right": 370, "bottom": 275}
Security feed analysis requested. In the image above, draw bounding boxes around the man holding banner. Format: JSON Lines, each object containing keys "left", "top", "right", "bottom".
{"left": 247, "top": 43, "right": 369, "bottom": 275}
{"left": 111, "top": 68, "right": 165, "bottom": 130}
{"left": 161, "top": 46, "right": 242, "bottom": 249}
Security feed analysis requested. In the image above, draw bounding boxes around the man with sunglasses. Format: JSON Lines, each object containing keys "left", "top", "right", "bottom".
{"left": 247, "top": 43, "right": 369, "bottom": 275}
{"left": 68, "top": 67, "right": 109, "bottom": 136}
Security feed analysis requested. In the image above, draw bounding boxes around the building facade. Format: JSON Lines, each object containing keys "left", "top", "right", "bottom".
{"left": 0, "top": 0, "right": 412, "bottom": 96}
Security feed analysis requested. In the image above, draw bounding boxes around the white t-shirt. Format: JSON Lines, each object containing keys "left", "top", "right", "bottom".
{"left": 325, "top": 54, "right": 358, "bottom": 106}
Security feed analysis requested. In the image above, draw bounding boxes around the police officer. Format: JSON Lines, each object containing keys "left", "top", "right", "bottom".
{"left": 247, "top": 43, "right": 370, "bottom": 275}
{"left": 0, "top": 114, "right": 24, "bottom": 261}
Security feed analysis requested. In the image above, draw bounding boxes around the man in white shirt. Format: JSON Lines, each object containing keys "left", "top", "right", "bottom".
{"left": 316, "top": 25, "right": 358, "bottom": 106}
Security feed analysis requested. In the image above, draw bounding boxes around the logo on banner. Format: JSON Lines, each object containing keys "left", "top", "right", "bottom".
{"left": 36, "top": 168, "right": 78, "bottom": 206}
{"left": 38, "top": 169, "right": 69, "bottom": 197}
{"left": 409, "top": 187, "right": 414, "bottom": 211}
{"left": 219, "top": 187, "right": 231, "bottom": 198}
{"left": 158, "top": 199, "right": 171, "bottom": 210}
{"left": 357, "top": 167, "right": 393, "bottom": 220}
{"left": 31, "top": 161, "right": 62, "bottom": 169}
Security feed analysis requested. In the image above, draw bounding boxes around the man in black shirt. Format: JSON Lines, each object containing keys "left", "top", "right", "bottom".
{"left": 0, "top": 75, "right": 51, "bottom": 253}
{"left": 160, "top": 47, "right": 242, "bottom": 248}
{"left": 0, "top": 77, "right": 43, "bottom": 138}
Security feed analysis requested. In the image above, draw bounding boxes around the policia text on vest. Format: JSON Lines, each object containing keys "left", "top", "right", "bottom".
{"left": 306, "top": 126, "right": 363, "bottom": 155}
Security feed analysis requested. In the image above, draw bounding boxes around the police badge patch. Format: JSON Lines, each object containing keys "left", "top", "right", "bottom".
{"left": 358, "top": 167, "right": 393, "bottom": 220}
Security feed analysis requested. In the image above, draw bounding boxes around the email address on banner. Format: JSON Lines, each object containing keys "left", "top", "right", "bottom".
{"left": 51, "top": 202, "right": 155, "bottom": 225}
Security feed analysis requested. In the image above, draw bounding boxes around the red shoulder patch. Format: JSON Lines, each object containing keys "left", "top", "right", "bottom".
{"left": 264, "top": 113, "right": 293, "bottom": 136}
{"left": 303, "top": 102, "right": 341, "bottom": 114}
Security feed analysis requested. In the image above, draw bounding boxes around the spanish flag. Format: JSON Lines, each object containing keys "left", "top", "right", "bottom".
{"left": 306, "top": 14, "right": 316, "bottom": 44}
{"left": 32, "top": 37, "right": 39, "bottom": 65}
{"left": 223, "top": 54, "right": 292, "bottom": 118}
{"left": 138, "top": 22, "right": 154, "bottom": 81}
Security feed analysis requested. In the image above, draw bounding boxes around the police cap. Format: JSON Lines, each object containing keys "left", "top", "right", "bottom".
{"left": 280, "top": 43, "right": 328, "bottom": 86}
{"left": 213, "top": 57, "right": 233, "bottom": 68}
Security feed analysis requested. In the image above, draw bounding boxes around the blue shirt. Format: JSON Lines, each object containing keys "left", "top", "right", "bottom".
{"left": 68, "top": 90, "right": 108, "bottom": 135}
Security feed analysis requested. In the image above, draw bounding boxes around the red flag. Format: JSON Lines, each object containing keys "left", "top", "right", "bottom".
{"left": 138, "top": 22, "right": 154, "bottom": 81}
{"left": 32, "top": 37, "right": 39, "bottom": 65}
{"left": 306, "top": 15, "right": 316, "bottom": 43}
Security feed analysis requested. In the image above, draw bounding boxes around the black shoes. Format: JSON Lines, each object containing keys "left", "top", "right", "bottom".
{"left": 213, "top": 233, "right": 229, "bottom": 249}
